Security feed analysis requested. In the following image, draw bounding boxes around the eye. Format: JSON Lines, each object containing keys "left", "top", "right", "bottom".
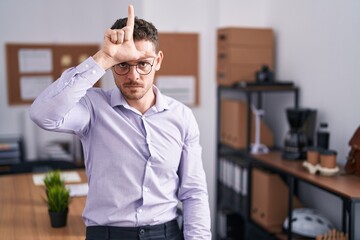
{"left": 118, "top": 63, "right": 129, "bottom": 68}
{"left": 138, "top": 62, "right": 150, "bottom": 68}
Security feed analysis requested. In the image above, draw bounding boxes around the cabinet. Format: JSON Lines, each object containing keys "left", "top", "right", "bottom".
{"left": 216, "top": 84, "right": 299, "bottom": 239}
{"left": 0, "top": 136, "right": 24, "bottom": 174}
{"left": 216, "top": 85, "right": 360, "bottom": 240}
{"left": 216, "top": 27, "right": 274, "bottom": 86}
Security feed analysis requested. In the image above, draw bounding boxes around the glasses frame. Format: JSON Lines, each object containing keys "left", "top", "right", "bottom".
{"left": 113, "top": 58, "right": 156, "bottom": 76}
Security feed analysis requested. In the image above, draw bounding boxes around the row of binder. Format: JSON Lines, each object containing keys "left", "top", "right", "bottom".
{"left": 0, "top": 137, "right": 22, "bottom": 165}
{"left": 218, "top": 156, "right": 248, "bottom": 196}
{"left": 217, "top": 210, "right": 243, "bottom": 239}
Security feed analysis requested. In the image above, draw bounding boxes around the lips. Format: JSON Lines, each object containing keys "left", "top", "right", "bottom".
{"left": 125, "top": 85, "right": 143, "bottom": 88}
{"left": 124, "top": 83, "right": 143, "bottom": 88}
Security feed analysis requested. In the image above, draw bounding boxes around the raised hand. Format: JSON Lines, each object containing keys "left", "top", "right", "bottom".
{"left": 93, "top": 5, "right": 145, "bottom": 70}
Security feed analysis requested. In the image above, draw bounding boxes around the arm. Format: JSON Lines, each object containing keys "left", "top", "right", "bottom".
{"left": 29, "top": 4, "right": 146, "bottom": 133}
{"left": 177, "top": 111, "right": 212, "bottom": 239}
{"left": 29, "top": 58, "right": 105, "bottom": 134}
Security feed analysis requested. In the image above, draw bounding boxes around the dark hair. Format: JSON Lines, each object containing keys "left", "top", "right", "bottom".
{"left": 111, "top": 17, "right": 159, "bottom": 52}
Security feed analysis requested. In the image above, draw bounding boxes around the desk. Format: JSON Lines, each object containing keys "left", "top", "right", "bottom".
{"left": 0, "top": 170, "right": 87, "bottom": 240}
{"left": 250, "top": 151, "right": 360, "bottom": 240}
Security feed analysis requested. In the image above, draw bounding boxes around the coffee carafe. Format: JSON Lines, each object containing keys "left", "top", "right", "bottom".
{"left": 282, "top": 108, "right": 317, "bottom": 160}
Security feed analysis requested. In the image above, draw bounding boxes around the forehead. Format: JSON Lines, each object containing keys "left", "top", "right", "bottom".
{"left": 134, "top": 40, "right": 157, "bottom": 57}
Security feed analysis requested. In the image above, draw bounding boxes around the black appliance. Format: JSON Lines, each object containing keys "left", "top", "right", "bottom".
{"left": 282, "top": 108, "right": 317, "bottom": 160}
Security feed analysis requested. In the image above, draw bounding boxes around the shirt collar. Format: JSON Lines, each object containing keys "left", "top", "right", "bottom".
{"left": 110, "top": 85, "right": 169, "bottom": 112}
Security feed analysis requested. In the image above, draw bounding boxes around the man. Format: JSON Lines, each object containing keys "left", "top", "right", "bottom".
{"left": 29, "top": 5, "right": 211, "bottom": 240}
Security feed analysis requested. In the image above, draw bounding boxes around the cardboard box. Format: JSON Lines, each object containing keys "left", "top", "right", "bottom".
{"left": 251, "top": 168, "right": 302, "bottom": 232}
{"left": 220, "top": 98, "right": 274, "bottom": 149}
{"left": 217, "top": 27, "right": 274, "bottom": 48}
{"left": 217, "top": 47, "right": 274, "bottom": 65}
{"left": 216, "top": 27, "right": 274, "bottom": 86}
{"left": 217, "top": 64, "right": 264, "bottom": 86}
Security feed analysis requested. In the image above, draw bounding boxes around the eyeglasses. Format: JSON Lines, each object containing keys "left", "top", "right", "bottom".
{"left": 113, "top": 58, "right": 156, "bottom": 76}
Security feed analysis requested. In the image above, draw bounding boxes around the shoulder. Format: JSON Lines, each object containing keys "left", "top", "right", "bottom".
{"left": 163, "top": 95, "right": 194, "bottom": 118}
{"left": 162, "top": 95, "right": 199, "bottom": 135}
{"left": 86, "top": 87, "right": 110, "bottom": 99}
{"left": 81, "top": 87, "right": 112, "bottom": 106}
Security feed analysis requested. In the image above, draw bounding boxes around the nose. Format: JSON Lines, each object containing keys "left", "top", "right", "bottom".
{"left": 127, "top": 65, "right": 140, "bottom": 79}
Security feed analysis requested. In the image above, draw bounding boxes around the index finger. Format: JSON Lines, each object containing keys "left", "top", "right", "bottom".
{"left": 126, "top": 5, "right": 135, "bottom": 28}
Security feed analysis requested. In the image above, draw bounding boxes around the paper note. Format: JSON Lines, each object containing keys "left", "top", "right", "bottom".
{"left": 20, "top": 76, "right": 53, "bottom": 100}
{"left": 32, "top": 171, "right": 81, "bottom": 186}
{"left": 18, "top": 48, "right": 53, "bottom": 73}
{"left": 78, "top": 54, "right": 89, "bottom": 63}
{"left": 60, "top": 54, "right": 72, "bottom": 67}
{"left": 156, "top": 75, "right": 195, "bottom": 105}
{"left": 66, "top": 183, "right": 89, "bottom": 197}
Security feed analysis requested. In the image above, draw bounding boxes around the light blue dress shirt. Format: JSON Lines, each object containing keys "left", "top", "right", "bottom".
{"left": 29, "top": 57, "right": 211, "bottom": 239}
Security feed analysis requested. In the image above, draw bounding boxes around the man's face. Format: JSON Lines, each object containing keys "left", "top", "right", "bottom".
{"left": 113, "top": 40, "right": 163, "bottom": 101}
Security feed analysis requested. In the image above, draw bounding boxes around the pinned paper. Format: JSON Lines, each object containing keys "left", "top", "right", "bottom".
{"left": 18, "top": 48, "right": 52, "bottom": 73}
{"left": 156, "top": 75, "right": 195, "bottom": 106}
{"left": 60, "top": 54, "right": 72, "bottom": 67}
{"left": 78, "top": 54, "right": 89, "bottom": 63}
{"left": 20, "top": 76, "right": 53, "bottom": 100}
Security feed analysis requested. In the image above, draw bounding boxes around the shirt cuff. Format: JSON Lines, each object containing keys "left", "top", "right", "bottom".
{"left": 75, "top": 57, "right": 106, "bottom": 85}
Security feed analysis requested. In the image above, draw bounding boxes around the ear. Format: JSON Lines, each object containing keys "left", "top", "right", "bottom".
{"left": 110, "top": 67, "right": 117, "bottom": 78}
{"left": 154, "top": 51, "right": 164, "bottom": 71}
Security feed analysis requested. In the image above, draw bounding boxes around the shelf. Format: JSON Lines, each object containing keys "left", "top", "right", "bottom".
{"left": 217, "top": 182, "right": 248, "bottom": 217}
{"left": 218, "top": 143, "right": 247, "bottom": 156}
{"left": 250, "top": 151, "right": 360, "bottom": 199}
{"left": 219, "top": 83, "right": 299, "bottom": 93}
{"left": 214, "top": 79, "right": 357, "bottom": 239}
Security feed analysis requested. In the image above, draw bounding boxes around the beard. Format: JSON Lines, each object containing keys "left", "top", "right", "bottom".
{"left": 120, "top": 83, "right": 151, "bottom": 101}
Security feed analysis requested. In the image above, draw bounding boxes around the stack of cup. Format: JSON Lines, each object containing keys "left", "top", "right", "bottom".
{"left": 319, "top": 150, "right": 337, "bottom": 169}
{"left": 304, "top": 147, "right": 338, "bottom": 176}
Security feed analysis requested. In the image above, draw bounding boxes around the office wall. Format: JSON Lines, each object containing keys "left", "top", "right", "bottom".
{"left": 0, "top": 0, "right": 143, "bottom": 152}
{"left": 217, "top": 0, "right": 360, "bottom": 236}
{"left": 1, "top": 0, "right": 359, "bottom": 237}
{"left": 268, "top": 1, "right": 360, "bottom": 235}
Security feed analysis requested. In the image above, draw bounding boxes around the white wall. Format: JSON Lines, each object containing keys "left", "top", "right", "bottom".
{"left": 1, "top": 0, "right": 359, "bottom": 238}
{"left": 267, "top": 1, "right": 360, "bottom": 236}
{"left": 216, "top": 0, "right": 360, "bottom": 237}
{"left": 142, "top": 0, "right": 218, "bottom": 232}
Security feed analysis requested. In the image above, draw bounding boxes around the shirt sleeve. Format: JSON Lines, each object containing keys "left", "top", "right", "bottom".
{"left": 177, "top": 110, "right": 212, "bottom": 240}
{"left": 29, "top": 57, "right": 105, "bottom": 135}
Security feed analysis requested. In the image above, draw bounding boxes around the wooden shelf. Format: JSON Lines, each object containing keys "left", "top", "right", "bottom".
{"left": 250, "top": 151, "right": 360, "bottom": 199}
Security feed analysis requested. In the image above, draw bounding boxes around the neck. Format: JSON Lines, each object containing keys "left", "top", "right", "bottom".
{"left": 127, "top": 89, "right": 156, "bottom": 115}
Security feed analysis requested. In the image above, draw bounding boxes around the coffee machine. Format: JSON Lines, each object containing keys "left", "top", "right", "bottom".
{"left": 282, "top": 108, "right": 317, "bottom": 160}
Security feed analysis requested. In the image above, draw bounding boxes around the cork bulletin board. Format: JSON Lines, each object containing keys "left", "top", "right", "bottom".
{"left": 6, "top": 34, "right": 199, "bottom": 106}
{"left": 6, "top": 43, "right": 100, "bottom": 105}
{"left": 156, "top": 33, "right": 199, "bottom": 106}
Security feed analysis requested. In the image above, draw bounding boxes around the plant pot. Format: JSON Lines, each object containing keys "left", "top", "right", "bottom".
{"left": 48, "top": 208, "right": 68, "bottom": 228}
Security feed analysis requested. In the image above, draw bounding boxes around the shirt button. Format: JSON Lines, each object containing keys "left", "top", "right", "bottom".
{"left": 85, "top": 64, "right": 89, "bottom": 68}
{"left": 91, "top": 70, "right": 97, "bottom": 74}
{"left": 139, "top": 228, "right": 145, "bottom": 236}
{"left": 144, "top": 187, "right": 149, "bottom": 192}
{"left": 147, "top": 162, "right": 152, "bottom": 167}
{"left": 138, "top": 209, "right": 143, "bottom": 214}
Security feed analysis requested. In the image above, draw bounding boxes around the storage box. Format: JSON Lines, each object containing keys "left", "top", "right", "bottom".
{"left": 217, "top": 27, "right": 274, "bottom": 47}
{"left": 220, "top": 98, "right": 274, "bottom": 149}
{"left": 217, "top": 27, "right": 274, "bottom": 86}
{"left": 251, "top": 168, "right": 302, "bottom": 232}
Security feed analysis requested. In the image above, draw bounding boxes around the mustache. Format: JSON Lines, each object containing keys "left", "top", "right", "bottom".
{"left": 123, "top": 81, "right": 143, "bottom": 87}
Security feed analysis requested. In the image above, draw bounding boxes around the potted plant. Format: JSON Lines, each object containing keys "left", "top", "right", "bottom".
{"left": 47, "top": 184, "right": 70, "bottom": 228}
{"left": 43, "top": 170, "right": 64, "bottom": 191}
